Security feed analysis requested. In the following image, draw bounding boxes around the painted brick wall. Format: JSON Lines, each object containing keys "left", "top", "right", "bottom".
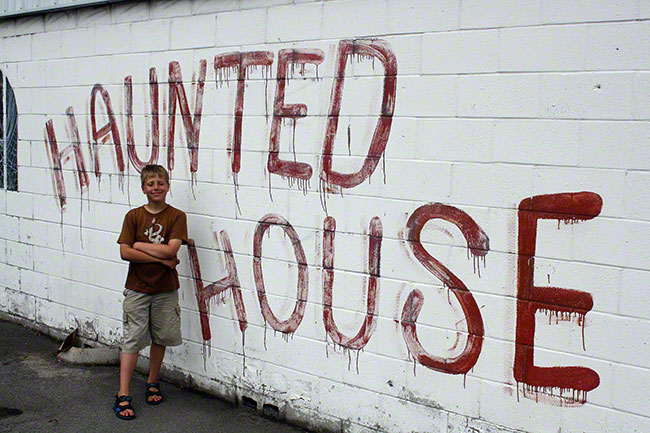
{"left": 1, "top": 1, "right": 650, "bottom": 432}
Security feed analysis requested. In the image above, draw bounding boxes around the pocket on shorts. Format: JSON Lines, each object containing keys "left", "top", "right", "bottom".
{"left": 122, "top": 290, "right": 144, "bottom": 328}
{"left": 122, "top": 289, "right": 141, "bottom": 313}
{"left": 169, "top": 304, "right": 181, "bottom": 330}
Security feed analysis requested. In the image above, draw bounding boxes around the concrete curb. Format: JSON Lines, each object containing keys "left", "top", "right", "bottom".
{"left": 56, "top": 346, "right": 121, "bottom": 365}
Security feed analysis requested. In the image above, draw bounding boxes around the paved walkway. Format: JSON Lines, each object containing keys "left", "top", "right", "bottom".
{"left": 0, "top": 319, "right": 309, "bottom": 433}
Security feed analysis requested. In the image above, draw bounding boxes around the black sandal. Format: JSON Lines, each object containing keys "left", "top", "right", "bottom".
{"left": 146, "top": 382, "right": 163, "bottom": 405}
{"left": 113, "top": 395, "right": 135, "bottom": 420}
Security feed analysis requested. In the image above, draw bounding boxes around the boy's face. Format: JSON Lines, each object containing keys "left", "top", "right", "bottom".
{"left": 141, "top": 174, "right": 169, "bottom": 205}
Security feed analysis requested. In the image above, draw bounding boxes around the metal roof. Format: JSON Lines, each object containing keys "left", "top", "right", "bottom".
{"left": 0, "top": 0, "right": 131, "bottom": 18}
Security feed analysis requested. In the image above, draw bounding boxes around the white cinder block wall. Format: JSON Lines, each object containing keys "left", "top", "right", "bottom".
{"left": 1, "top": 1, "right": 650, "bottom": 432}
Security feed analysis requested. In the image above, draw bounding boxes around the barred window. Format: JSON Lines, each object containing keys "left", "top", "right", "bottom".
{"left": 0, "top": 70, "right": 17, "bottom": 191}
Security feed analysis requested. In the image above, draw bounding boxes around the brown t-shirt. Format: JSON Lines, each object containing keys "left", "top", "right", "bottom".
{"left": 117, "top": 205, "right": 188, "bottom": 295}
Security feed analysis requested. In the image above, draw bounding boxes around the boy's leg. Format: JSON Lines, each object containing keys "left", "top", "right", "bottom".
{"left": 148, "top": 344, "right": 166, "bottom": 382}
{"left": 118, "top": 352, "right": 139, "bottom": 415}
{"left": 117, "top": 289, "right": 153, "bottom": 415}
{"left": 147, "top": 343, "right": 166, "bottom": 403}
{"left": 148, "top": 289, "right": 182, "bottom": 403}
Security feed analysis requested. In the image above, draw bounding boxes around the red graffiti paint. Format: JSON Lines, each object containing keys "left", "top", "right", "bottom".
{"left": 514, "top": 192, "right": 602, "bottom": 403}
{"left": 90, "top": 84, "right": 125, "bottom": 179}
{"left": 253, "top": 214, "right": 308, "bottom": 334}
{"left": 187, "top": 234, "right": 247, "bottom": 342}
{"left": 66, "top": 107, "right": 90, "bottom": 192}
{"left": 167, "top": 60, "right": 207, "bottom": 174}
{"left": 320, "top": 39, "right": 397, "bottom": 189}
{"left": 44, "top": 108, "right": 90, "bottom": 208}
{"left": 401, "top": 203, "right": 488, "bottom": 375}
{"left": 124, "top": 68, "right": 160, "bottom": 172}
{"left": 214, "top": 51, "right": 274, "bottom": 174}
{"left": 322, "top": 216, "right": 382, "bottom": 350}
{"left": 44, "top": 121, "right": 67, "bottom": 208}
{"left": 45, "top": 39, "right": 397, "bottom": 199}
{"left": 267, "top": 49, "right": 324, "bottom": 184}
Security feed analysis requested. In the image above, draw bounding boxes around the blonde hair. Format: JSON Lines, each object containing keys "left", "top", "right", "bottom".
{"left": 140, "top": 164, "right": 169, "bottom": 186}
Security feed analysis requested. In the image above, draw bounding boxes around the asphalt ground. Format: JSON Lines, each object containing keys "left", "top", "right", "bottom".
{"left": 0, "top": 319, "right": 309, "bottom": 433}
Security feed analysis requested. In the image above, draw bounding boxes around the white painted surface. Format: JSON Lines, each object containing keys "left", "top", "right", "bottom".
{"left": 1, "top": 1, "right": 649, "bottom": 432}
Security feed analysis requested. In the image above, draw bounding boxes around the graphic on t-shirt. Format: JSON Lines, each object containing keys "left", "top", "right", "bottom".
{"left": 144, "top": 218, "right": 165, "bottom": 244}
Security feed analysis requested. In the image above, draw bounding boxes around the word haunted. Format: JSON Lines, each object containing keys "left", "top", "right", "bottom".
{"left": 44, "top": 39, "right": 396, "bottom": 209}
{"left": 188, "top": 192, "right": 602, "bottom": 405}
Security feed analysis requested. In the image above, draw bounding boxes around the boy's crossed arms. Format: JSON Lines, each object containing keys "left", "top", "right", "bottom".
{"left": 120, "top": 240, "right": 182, "bottom": 269}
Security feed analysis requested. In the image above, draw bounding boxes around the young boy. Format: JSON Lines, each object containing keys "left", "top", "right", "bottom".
{"left": 113, "top": 164, "right": 188, "bottom": 420}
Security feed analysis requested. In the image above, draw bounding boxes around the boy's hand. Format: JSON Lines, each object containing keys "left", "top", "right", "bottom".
{"left": 161, "top": 257, "right": 180, "bottom": 269}
{"left": 133, "top": 240, "right": 181, "bottom": 260}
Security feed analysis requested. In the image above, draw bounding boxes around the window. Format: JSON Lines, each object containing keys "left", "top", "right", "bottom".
{"left": 0, "top": 70, "right": 18, "bottom": 191}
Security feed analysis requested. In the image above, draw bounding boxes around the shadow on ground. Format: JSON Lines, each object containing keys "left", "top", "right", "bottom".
{"left": 0, "top": 319, "right": 309, "bottom": 433}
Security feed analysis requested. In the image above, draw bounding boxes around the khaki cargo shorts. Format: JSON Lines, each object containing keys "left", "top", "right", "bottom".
{"left": 122, "top": 288, "right": 182, "bottom": 353}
